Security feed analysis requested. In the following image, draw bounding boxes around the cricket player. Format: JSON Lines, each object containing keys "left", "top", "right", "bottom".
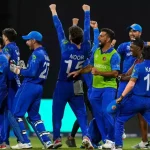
{"left": 0, "top": 36, "right": 9, "bottom": 149}
{"left": 108, "top": 38, "right": 144, "bottom": 149}
{"left": 66, "top": 20, "right": 101, "bottom": 149}
{"left": 1, "top": 28, "right": 20, "bottom": 148}
{"left": 49, "top": 4, "right": 94, "bottom": 150}
{"left": 9, "top": 31, "right": 53, "bottom": 149}
{"left": 69, "top": 28, "right": 120, "bottom": 149}
{"left": 113, "top": 45, "right": 150, "bottom": 150}
{"left": 116, "top": 24, "right": 149, "bottom": 149}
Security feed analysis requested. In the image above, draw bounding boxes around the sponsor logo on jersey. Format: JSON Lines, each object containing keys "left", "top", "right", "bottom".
{"left": 94, "top": 64, "right": 106, "bottom": 69}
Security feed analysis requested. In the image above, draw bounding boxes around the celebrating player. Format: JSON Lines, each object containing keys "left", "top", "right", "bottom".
{"left": 49, "top": 4, "right": 94, "bottom": 150}
{"left": 10, "top": 31, "right": 53, "bottom": 149}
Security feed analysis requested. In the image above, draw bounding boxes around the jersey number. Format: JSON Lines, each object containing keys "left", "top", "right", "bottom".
{"left": 144, "top": 74, "right": 150, "bottom": 91}
{"left": 65, "top": 60, "right": 84, "bottom": 73}
{"left": 39, "top": 62, "right": 50, "bottom": 79}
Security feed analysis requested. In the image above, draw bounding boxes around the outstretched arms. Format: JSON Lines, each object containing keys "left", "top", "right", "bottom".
{"left": 90, "top": 21, "right": 99, "bottom": 52}
{"left": 82, "top": 4, "right": 90, "bottom": 42}
{"left": 49, "top": 4, "right": 67, "bottom": 48}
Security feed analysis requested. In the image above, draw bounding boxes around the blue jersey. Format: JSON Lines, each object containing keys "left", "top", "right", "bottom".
{"left": 82, "top": 28, "right": 100, "bottom": 88}
{"left": 117, "top": 42, "right": 147, "bottom": 92}
{"left": 131, "top": 60, "right": 150, "bottom": 97}
{"left": 2, "top": 42, "right": 20, "bottom": 80}
{"left": 53, "top": 11, "right": 91, "bottom": 81}
{"left": 82, "top": 58, "right": 92, "bottom": 89}
{"left": 20, "top": 47, "right": 50, "bottom": 84}
{"left": 0, "top": 52, "right": 9, "bottom": 88}
{"left": 117, "top": 42, "right": 136, "bottom": 74}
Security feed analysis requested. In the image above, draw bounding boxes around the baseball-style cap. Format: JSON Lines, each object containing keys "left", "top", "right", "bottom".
{"left": 127, "top": 23, "right": 142, "bottom": 32}
{"left": 22, "top": 31, "right": 43, "bottom": 41}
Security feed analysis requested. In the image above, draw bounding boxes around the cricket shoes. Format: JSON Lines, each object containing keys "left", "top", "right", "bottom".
{"left": 113, "top": 146, "right": 123, "bottom": 150}
{"left": 43, "top": 141, "right": 53, "bottom": 149}
{"left": 11, "top": 142, "right": 32, "bottom": 149}
{"left": 102, "top": 139, "right": 115, "bottom": 149}
{"left": 53, "top": 138, "right": 62, "bottom": 149}
{"left": 82, "top": 136, "right": 94, "bottom": 150}
{"left": 0, "top": 142, "right": 10, "bottom": 149}
{"left": 131, "top": 141, "right": 150, "bottom": 149}
{"left": 65, "top": 136, "right": 77, "bottom": 147}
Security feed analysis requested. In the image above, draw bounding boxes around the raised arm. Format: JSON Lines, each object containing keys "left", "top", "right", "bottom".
{"left": 82, "top": 4, "right": 90, "bottom": 42}
{"left": 49, "top": 4, "right": 67, "bottom": 46}
{"left": 90, "top": 21, "right": 99, "bottom": 52}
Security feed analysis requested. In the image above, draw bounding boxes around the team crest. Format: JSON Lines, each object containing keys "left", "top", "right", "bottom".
{"left": 112, "top": 105, "right": 116, "bottom": 110}
{"left": 102, "top": 56, "right": 106, "bottom": 61}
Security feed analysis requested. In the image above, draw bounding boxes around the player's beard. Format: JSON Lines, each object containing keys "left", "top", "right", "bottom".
{"left": 100, "top": 43, "right": 104, "bottom": 49}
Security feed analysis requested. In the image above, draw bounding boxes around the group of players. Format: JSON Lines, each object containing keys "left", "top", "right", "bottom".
{"left": 0, "top": 3, "right": 149, "bottom": 150}
{"left": 49, "top": 3, "right": 150, "bottom": 150}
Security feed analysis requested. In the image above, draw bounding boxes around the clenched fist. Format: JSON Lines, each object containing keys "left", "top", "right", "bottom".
{"left": 90, "top": 21, "right": 98, "bottom": 29}
{"left": 49, "top": 4, "right": 56, "bottom": 11}
{"left": 82, "top": 4, "right": 90, "bottom": 11}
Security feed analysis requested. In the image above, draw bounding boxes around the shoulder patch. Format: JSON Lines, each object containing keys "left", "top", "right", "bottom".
{"left": 3, "top": 48, "right": 9, "bottom": 52}
{"left": 32, "top": 55, "right": 36, "bottom": 60}
{"left": 62, "top": 40, "right": 68, "bottom": 44}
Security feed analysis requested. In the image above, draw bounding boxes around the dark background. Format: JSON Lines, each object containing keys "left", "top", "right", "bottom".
{"left": 1, "top": 0, "right": 150, "bottom": 134}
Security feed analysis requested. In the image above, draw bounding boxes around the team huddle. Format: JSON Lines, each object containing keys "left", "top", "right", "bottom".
{"left": 0, "top": 3, "right": 149, "bottom": 150}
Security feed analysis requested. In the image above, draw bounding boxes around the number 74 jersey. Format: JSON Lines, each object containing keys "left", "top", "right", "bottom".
{"left": 21, "top": 47, "right": 50, "bottom": 84}
{"left": 58, "top": 42, "right": 90, "bottom": 81}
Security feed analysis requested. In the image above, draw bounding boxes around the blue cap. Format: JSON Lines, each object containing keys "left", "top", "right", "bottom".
{"left": 107, "top": 100, "right": 119, "bottom": 114}
{"left": 22, "top": 31, "right": 43, "bottom": 41}
{"left": 127, "top": 23, "right": 142, "bottom": 32}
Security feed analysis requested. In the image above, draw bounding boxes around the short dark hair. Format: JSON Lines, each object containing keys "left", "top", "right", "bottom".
{"left": 142, "top": 46, "right": 150, "bottom": 60}
{"left": 101, "top": 28, "right": 115, "bottom": 41}
{"left": 2, "top": 28, "right": 17, "bottom": 42}
{"left": 131, "top": 38, "right": 144, "bottom": 50}
{"left": 69, "top": 26, "right": 83, "bottom": 45}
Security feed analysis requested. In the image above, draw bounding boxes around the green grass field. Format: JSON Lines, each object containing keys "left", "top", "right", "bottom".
{"left": 9, "top": 137, "right": 143, "bottom": 150}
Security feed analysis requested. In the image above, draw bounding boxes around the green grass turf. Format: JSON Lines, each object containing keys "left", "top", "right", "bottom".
{"left": 9, "top": 137, "right": 143, "bottom": 150}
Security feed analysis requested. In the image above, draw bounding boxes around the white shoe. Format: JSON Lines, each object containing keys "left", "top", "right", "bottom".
{"left": 102, "top": 139, "right": 115, "bottom": 149}
{"left": 44, "top": 141, "right": 53, "bottom": 149}
{"left": 112, "top": 147, "right": 122, "bottom": 150}
{"left": 0, "top": 142, "right": 10, "bottom": 149}
{"left": 131, "top": 141, "right": 150, "bottom": 149}
{"left": 82, "top": 136, "right": 94, "bottom": 150}
{"left": 11, "top": 142, "right": 32, "bottom": 149}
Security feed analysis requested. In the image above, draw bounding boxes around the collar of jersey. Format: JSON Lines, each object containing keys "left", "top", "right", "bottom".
{"left": 6, "top": 42, "right": 16, "bottom": 47}
{"left": 34, "top": 46, "right": 44, "bottom": 51}
{"left": 100, "top": 47, "right": 114, "bottom": 54}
